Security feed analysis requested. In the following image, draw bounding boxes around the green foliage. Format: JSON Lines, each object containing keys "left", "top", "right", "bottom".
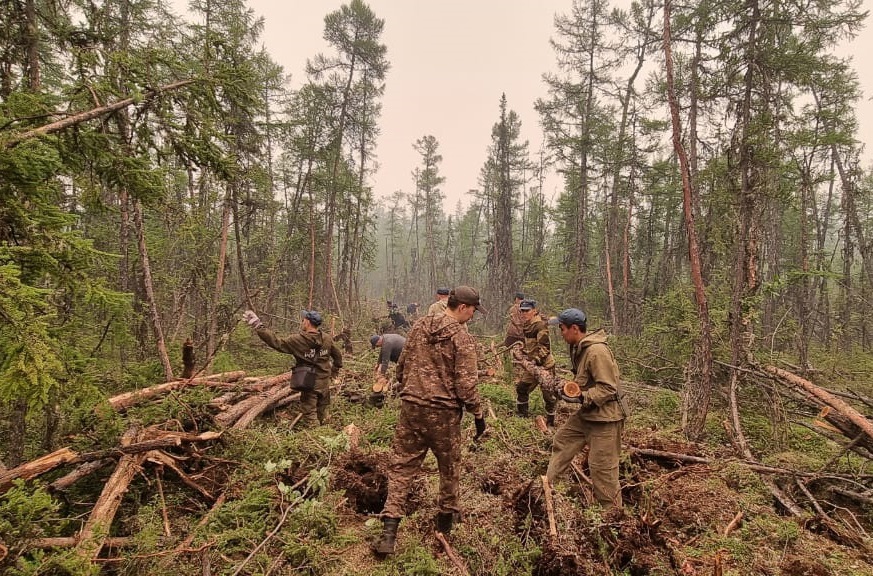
{"left": 0, "top": 481, "right": 59, "bottom": 542}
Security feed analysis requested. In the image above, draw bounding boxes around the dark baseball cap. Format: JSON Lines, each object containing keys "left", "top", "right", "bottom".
{"left": 451, "top": 286, "right": 487, "bottom": 314}
{"left": 515, "top": 291, "right": 525, "bottom": 300}
{"left": 436, "top": 287, "right": 450, "bottom": 295}
{"left": 548, "top": 308, "right": 587, "bottom": 328}
{"left": 370, "top": 334, "right": 382, "bottom": 348}
{"left": 519, "top": 299, "right": 537, "bottom": 311}
{"left": 302, "top": 309, "right": 323, "bottom": 327}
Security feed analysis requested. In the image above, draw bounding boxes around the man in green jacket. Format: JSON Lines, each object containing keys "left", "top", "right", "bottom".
{"left": 546, "top": 308, "right": 626, "bottom": 509}
{"left": 242, "top": 309, "right": 343, "bottom": 427}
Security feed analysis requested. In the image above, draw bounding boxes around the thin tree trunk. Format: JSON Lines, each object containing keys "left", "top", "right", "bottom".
{"left": 133, "top": 200, "right": 174, "bottom": 380}
{"left": 664, "top": 0, "right": 714, "bottom": 442}
{"left": 206, "top": 186, "right": 232, "bottom": 372}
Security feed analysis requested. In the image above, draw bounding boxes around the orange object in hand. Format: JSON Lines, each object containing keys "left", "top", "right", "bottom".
{"left": 562, "top": 380, "right": 581, "bottom": 398}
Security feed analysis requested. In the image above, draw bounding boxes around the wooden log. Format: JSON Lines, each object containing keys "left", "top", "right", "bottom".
{"left": 762, "top": 365, "right": 873, "bottom": 443}
{"left": 76, "top": 426, "right": 148, "bottom": 561}
{"left": 232, "top": 387, "right": 299, "bottom": 430}
{"left": 534, "top": 416, "right": 550, "bottom": 434}
{"left": 343, "top": 424, "right": 362, "bottom": 451}
{"left": 108, "top": 370, "right": 246, "bottom": 411}
{"left": 0, "top": 448, "right": 78, "bottom": 493}
{"left": 30, "top": 536, "right": 136, "bottom": 549}
{"left": 541, "top": 476, "right": 558, "bottom": 538}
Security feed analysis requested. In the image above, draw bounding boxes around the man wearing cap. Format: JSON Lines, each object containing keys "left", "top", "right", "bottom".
{"left": 242, "top": 309, "right": 343, "bottom": 427}
{"left": 369, "top": 333, "right": 406, "bottom": 407}
{"left": 427, "top": 287, "right": 450, "bottom": 316}
{"left": 515, "top": 299, "right": 557, "bottom": 425}
{"left": 503, "top": 292, "right": 525, "bottom": 348}
{"left": 373, "top": 286, "right": 487, "bottom": 556}
{"left": 546, "top": 308, "right": 626, "bottom": 509}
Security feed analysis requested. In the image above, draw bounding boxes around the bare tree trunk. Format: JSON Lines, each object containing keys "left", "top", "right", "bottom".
{"left": 663, "top": 0, "right": 714, "bottom": 442}
{"left": 133, "top": 200, "right": 174, "bottom": 380}
{"left": 206, "top": 186, "right": 232, "bottom": 372}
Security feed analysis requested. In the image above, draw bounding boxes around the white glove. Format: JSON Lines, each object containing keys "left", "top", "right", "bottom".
{"left": 242, "top": 310, "right": 263, "bottom": 329}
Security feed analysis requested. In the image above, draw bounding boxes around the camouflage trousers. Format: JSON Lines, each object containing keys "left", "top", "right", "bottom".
{"left": 299, "top": 378, "right": 330, "bottom": 427}
{"left": 546, "top": 411, "right": 623, "bottom": 509}
{"left": 515, "top": 371, "right": 557, "bottom": 417}
{"left": 381, "top": 402, "right": 463, "bottom": 519}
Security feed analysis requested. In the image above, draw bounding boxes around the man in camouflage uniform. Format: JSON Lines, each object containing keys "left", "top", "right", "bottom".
{"left": 426, "top": 287, "right": 450, "bottom": 316}
{"left": 503, "top": 291, "right": 525, "bottom": 347}
{"left": 373, "top": 286, "right": 487, "bottom": 556}
{"left": 514, "top": 299, "right": 557, "bottom": 425}
{"left": 242, "top": 309, "right": 343, "bottom": 427}
{"left": 546, "top": 308, "right": 626, "bottom": 509}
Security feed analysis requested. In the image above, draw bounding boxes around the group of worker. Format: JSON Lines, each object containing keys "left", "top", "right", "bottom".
{"left": 241, "top": 284, "right": 627, "bottom": 558}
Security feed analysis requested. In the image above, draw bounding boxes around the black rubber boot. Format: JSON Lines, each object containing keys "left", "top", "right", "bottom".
{"left": 516, "top": 403, "right": 529, "bottom": 417}
{"left": 546, "top": 414, "right": 555, "bottom": 427}
{"left": 373, "top": 517, "right": 400, "bottom": 555}
{"left": 436, "top": 512, "right": 454, "bottom": 534}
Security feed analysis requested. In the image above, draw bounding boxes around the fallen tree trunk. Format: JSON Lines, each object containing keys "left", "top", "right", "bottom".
{"left": 762, "top": 365, "right": 873, "bottom": 443}
{"left": 232, "top": 387, "right": 300, "bottom": 430}
{"left": 108, "top": 370, "right": 246, "bottom": 411}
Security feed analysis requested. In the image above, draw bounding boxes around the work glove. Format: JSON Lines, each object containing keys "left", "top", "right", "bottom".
{"left": 474, "top": 417, "right": 487, "bottom": 440}
{"left": 560, "top": 390, "right": 585, "bottom": 405}
{"left": 242, "top": 310, "right": 263, "bottom": 330}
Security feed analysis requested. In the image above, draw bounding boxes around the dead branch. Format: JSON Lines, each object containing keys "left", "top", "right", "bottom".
{"left": 76, "top": 426, "right": 148, "bottom": 560}
{"left": 146, "top": 450, "right": 214, "bottom": 502}
{"left": 229, "top": 502, "right": 293, "bottom": 576}
{"left": 435, "top": 531, "right": 470, "bottom": 575}
{"left": 722, "top": 511, "right": 744, "bottom": 537}
{"left": 4, "top": 79, "right": 196, "bottom": 149}
{"left": 173, "top": 492, "right": 227, "bottom": 554}
{"left": 0, "top": 448, "right": 78, "bottom": 492}
{"left": 48, "top": 458, "right": 114, "bottom": 492}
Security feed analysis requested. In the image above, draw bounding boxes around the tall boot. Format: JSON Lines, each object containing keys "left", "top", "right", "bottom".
{"left": 516, "top": 402, "right": 529, "bottom": 417}
{"left": 373, "top": 517, "right": 400, "bottom": 555}
{"left": 546, "top": 414, "right": 555, "bottom": 427}
{"left": 435, "top": 512, "right": 454, "bottom": 534}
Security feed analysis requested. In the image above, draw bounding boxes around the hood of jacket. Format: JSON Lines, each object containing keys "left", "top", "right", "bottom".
{"left": 577, "top": 328, "right": 608, "bottom": 349}
{"left": 420, "top": 313, "right": 464, "bottom": 344}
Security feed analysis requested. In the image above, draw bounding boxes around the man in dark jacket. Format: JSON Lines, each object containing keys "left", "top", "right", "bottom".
{"left": 373, "top": 286, "right": 487, "bottom": 556}
{"left": 242, "top": 309, "right": 343, "bottom": 427}
{"left": 546, "top": 308, "right": 626, "bottom": 509}
{"left": 369, "top": 333, "right": 406, "bottom": 406}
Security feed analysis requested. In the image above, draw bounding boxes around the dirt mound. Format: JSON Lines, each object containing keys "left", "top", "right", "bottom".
{"left": 332, "top": 451, "right": 388, "bottom": 514}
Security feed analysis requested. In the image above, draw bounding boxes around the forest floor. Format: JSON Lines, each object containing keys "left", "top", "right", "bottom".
{"left": 2, "top": 337, "right": 872, "bottom": 575}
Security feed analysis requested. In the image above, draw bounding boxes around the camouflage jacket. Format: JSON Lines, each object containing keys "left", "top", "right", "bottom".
{"left": 396, "top": 313, "right": 482, "bottom": 417}
{"left": 522, "top": 315, "right": 556, "bottom": 369}
{"left": 570, "top": 329, "right": 626, "bottom": 422}
{"left": 505, "top": 304, "right": 524, "bottom": 341}
{"left": 427, "top": 299, "right": 448, "bottom": 316}
{"left": 255, "top": 328, "right": 343, "bottom": 379}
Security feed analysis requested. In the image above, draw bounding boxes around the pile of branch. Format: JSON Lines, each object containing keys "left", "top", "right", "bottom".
{"left": 0, "top": 369, "right": 313, "bottom": 566}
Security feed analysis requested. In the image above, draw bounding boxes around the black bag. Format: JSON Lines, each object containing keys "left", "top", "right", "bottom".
{"left": 290, "top": 364, "right": 318, "bottom": 391}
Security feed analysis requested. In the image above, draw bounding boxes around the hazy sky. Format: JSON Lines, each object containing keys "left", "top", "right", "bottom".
{"left": 245, "top": 0, "right": 873, "bottom": 210}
